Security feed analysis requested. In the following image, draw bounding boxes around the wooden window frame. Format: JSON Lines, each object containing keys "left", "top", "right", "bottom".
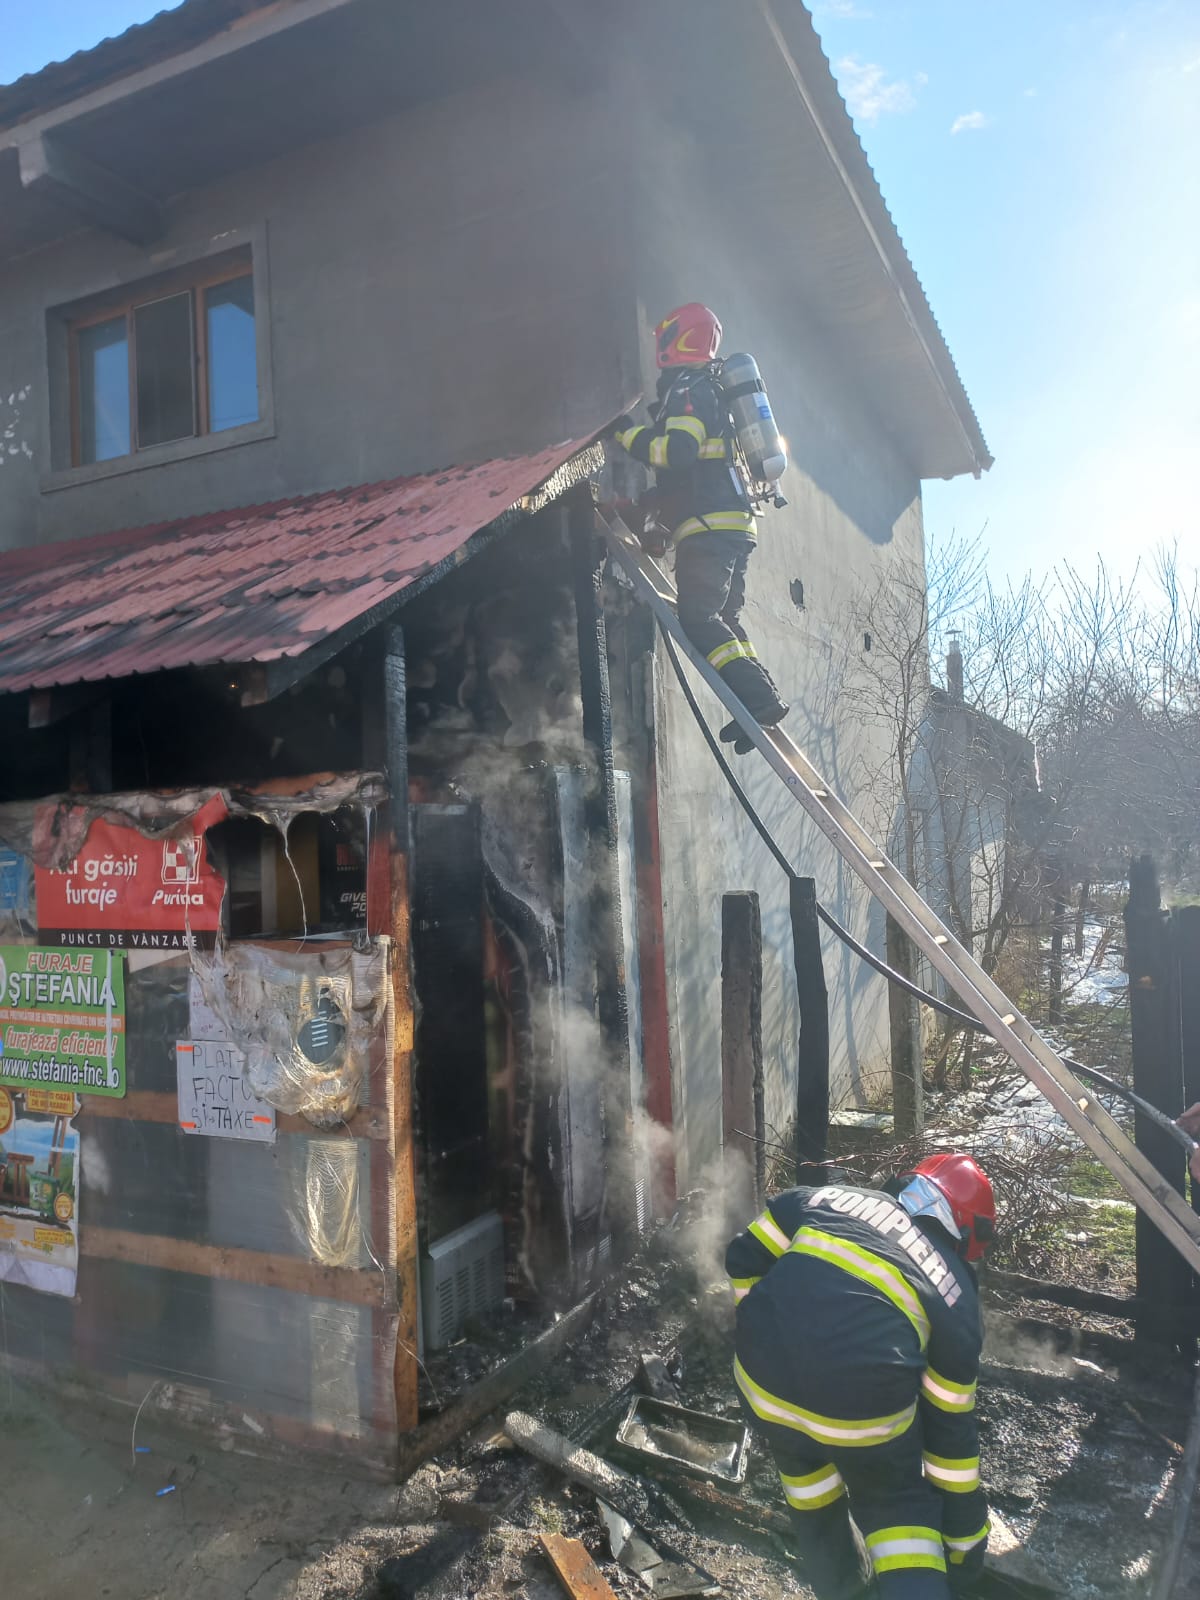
{"left": 68, "top": 259, "right": 253, "bottom": 469}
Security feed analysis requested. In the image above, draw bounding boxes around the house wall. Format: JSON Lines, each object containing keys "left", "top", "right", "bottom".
{"left": 626, "top": 70, "right": 929, "bottom": 1192}
{"left": 0, "top": 71, "right": 638, "bottom": 549}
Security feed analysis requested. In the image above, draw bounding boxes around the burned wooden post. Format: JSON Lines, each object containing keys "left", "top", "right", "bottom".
{"left": 1125, "top": 855, "right": 1191, "bottom": 1353}
{"left": 1179, "top": 906, "right": 1200, "bottom": 1225}
{"left": 722, "top": 891, "right": 764, "bottom": 1218}
{"left": 625, "top": 603, "right": 677, "bottom": 1217}
{"left": 790, "top": 877, "right": 829, "bottom": 1183}
{"left": 1177, "top": 906, "right": 1200, "bottom": 1349}
{"left": 887, "top": 915, "right": 923, "bottom": 1138}
{"left": 382, "top": 626, "right": 420, "bottom": 1432}
{"left": 567, "top": 489, "right": 636, "bottom": 1257}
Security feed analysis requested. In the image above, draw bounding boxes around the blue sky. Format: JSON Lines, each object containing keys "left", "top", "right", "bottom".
{"left": 811, "top": 1, "right": 1199, "bottom": 581}
{"left": 4, "top": 2, "right": 1197, "bottom": 582}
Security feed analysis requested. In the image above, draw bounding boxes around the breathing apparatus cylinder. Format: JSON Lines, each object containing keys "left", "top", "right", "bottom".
{"left": 720, "top": 351, "right": 787, "bottom": 489}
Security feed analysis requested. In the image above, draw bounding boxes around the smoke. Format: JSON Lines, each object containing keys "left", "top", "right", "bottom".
{"left": 654, "top": 1147, "right": 759, "bottom": 1325}
{"left": 982, "top": 1308, "right": 1111, "bottom": 1381}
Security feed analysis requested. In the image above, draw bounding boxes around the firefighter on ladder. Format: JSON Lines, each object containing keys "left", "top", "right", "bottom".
{"left": 610, "top": 303, "right": 789, "bottom": 751}
{"left": 726, "top": 1155, "right": 996, "bottom": 1599}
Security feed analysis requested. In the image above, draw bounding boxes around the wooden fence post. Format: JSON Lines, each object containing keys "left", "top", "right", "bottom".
{"left": 1125, "top": 855, "right": 1191, "bottom": 1353}
{"left": 887, "top": 916, "right": 923, "bottom": 1138}
{"left": 790, "top": 877, "right": 829, "bottom": 1183}
{"left": 722, "top": 892, "right": 764, "bottom": 1222}
{"left": 1176, "top": 905, "right": 1200, "bottom": 1347}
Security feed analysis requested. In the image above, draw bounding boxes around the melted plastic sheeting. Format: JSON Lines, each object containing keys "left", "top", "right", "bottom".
{"left": 293, "top": 1138, "right": 366, "bottom": 1268}
{"left": 0, "top": 772, "right": 386, "bottom": 872}
{"left": 189, "top": 938, "right": 390, "bottom": 1126}
{"left": 1, "top": 955, "right": 396, "bottom": 1458}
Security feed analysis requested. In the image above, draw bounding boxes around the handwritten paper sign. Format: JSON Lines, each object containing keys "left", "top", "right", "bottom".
{"left": 175, "top": 1039, "right": 276, "bottom": 1143}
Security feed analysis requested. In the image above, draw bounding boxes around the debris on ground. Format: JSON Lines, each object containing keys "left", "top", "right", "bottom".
{"left": 3, "top": 1202, "right": 1199, "bottom": 1599}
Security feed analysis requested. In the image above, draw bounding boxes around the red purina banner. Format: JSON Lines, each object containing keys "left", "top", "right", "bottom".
{"left": 35, "top": 796, "right": 228, "bottom": 950}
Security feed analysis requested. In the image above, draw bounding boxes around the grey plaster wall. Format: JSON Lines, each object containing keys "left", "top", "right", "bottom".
{"left": 627, "top": 92, "right": 929, "bottom": 1191}
{"left": 0, "top": 71, "right": 638, "bottom": 547}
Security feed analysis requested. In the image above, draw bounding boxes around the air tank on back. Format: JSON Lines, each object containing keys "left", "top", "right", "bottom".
{"left": 721, "top": 351, "right": 787, "bottom": 488}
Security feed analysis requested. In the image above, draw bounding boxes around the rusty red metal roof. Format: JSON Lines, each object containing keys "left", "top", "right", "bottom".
{"left": 0, "top": 438, "right": 598, "bottom": 695}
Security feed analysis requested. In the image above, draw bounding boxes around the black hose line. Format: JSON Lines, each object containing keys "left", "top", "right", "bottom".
{"left": 658, "top": 623, "right": 1168, "bottom": 1131}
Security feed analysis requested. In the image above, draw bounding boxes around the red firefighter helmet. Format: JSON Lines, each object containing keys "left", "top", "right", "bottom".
{"left": 655, "top": 303, "right": 722, "bottom": 368}
{"left": 900, "top": 1152, "right": 996, "bottom": 1263}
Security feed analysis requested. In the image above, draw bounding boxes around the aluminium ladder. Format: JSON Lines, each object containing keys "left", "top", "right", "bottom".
{"left": 596, "top": 503, "right": 1200, "bottom": 1278}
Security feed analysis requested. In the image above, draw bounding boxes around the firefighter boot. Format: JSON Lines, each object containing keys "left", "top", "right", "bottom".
{"left": 718, "top": 658, "right": 788, "bottom": 753}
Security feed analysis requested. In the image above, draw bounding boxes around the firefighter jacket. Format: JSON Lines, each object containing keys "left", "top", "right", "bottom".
{"left": 614, "top": 366, "right": 754, "bottom": 542}
{"left": 726, "top": 1183, "right": 989, "bottom": 1568}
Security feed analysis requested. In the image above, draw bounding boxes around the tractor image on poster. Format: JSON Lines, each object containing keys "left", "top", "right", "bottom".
{"left": 0, "top": 1112, "right": 75, "bottom": 1224}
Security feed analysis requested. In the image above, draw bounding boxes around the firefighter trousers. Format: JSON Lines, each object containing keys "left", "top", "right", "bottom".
{"left": 673, "top": 531, "right": 785, "bottom": 723}
{"left": 747, "top": 1415, "right": 968, "bottom": 1600}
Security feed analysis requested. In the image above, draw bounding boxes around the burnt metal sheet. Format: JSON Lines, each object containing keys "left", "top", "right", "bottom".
{"left": 0, "top": 438, "right": 598, "bottom": 696}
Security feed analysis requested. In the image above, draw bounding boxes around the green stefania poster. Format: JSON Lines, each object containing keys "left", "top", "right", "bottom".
{"left": 0, "top": 945, "right": 126, "bottom": 1098}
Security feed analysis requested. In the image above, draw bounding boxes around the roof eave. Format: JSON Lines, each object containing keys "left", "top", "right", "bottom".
{"left": 760, "top": 0, "right": 992, "bottom": 480}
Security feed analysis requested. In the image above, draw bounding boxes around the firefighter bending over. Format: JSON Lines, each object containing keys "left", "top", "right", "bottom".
{"left": 611, "top": 303, "right": 788, "bottom": 751}
{"left": 726, "top": 1155, "right": 995, "bottom": 1599}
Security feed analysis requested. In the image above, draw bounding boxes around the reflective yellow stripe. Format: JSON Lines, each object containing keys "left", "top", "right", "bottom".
{"left": 780, "top": 1464, "right": 846, "bottom": 1510}
{"left": 746, "top": 1208, "right": 790, "bottom": 1256}
{"left": 922, "top": 1366, "right": 977, "bottom": 1413}
{"left": 945, "top": 1520, "right": 990, "bottom": 1563}
{"left": 865, "top": 1526, "right": 946, "bottom": 1575}
{"left": 729, "top": 1275, "right": 760, "bottom": 1302}
{"left": 664, "top": 414, "right": 706, "bottom": 444}
{"left": 734, "top": 1357, "right": 916, "bottom": 1447}
{"left": 674, "top": 510, "right": 757, "bottom": 540}
{"left": 789, "top": 1228, "right": 930, "bottom": 1350}
{"left": 615, "top": 425, "right": 646, "bottom": 451}
{"left": 707, "top": 639, "right": 750, "bottom": 671}
{"left": 741, "top": 640, "right": 758, "bottom": 660}
{"left": 922, "top": 1452, "right": 980, "bottom": 1493}
{"left": 649, "top": 434, "right": 670, "bottom": 468}
{"left": 698, "top": 437, "right": 727, "bottom": 459}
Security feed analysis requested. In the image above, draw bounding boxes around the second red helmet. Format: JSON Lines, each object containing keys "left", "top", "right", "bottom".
{"left": 902, "top": 1152, "right": 996, "bottom": 1263}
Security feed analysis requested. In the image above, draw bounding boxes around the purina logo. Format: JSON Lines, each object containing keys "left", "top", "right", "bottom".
{"left": 162, "top": 836, "right": 202, "bottom": 887}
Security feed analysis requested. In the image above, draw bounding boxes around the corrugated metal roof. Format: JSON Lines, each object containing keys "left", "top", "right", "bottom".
{"left": 0, "top": 438, "right": 596, "bottom": 695}
{"left": 0, "top": 0, "right": 278, "bottom": 131}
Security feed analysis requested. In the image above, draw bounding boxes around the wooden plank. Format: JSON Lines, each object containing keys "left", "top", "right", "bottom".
{"left": 76, "top": 1090, "right": 386, "bottom": 1140}
{"left": 539, "top": 1534, "right": 618, "bottom": 1600}
{"left": 384, "top": 626, "right": 420, "bottom": 1433}
{"left": 80, "top": 1224, "right": 389, "bottom": 1308}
